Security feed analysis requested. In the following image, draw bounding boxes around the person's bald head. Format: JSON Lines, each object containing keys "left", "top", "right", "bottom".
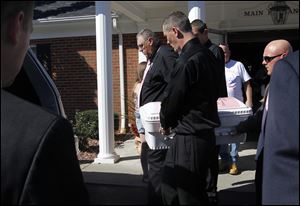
{"left": 262, "top": 39, "right": 293, "bottom": 76}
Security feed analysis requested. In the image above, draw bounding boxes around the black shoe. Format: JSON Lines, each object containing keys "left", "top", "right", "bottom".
{"left": 207, "top": 192, "right": 218, "bottom": 205}
{"left": 142, "top": 175, "right": 148, "bottom": 183}
{"left": 208, "top": 197, "right": 218, "bottom": 205}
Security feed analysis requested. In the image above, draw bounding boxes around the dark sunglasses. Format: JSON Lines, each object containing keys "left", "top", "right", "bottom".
{"left": 263, "top": 54, "right": 282, "bottom": 63}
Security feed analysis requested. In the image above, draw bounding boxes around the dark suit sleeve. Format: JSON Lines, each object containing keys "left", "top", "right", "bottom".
{"left": 215, "top": 47, "right": 228, "bottom": 97}
{"left": 262, "top": 53, "right": 299, "bottom": 204}
{"left": 213, "top": 46, "right": 224, "bottom": 66}
{"left": 160, "top": 46, "right": 178, "bottom": 83}
{"left": 20, "top": 118, "right": 89, "bottom": 205}
{"left": 236, "top": 104, "right": 263, "bottom": 134}
{"left": 160, "top": 61, "right": 189, "bottom": 129}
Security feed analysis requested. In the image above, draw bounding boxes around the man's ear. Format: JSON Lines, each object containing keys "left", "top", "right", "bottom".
{"left": 204, "top": 29, "right": 209, "bottom": 36}
{"left": 281, "top": 52, "right": 288, "bottom": 58}
{"left": 173, "top": 27, "right": 183, "bottom": 39}
{"left": 7, "top": 11, "right": 25, "bottom": 45}
{"left": 172, "top": 27, "right": 178, "bottom": 37}
{"left": 148, "top": 37, "right": 154, "bottom": 46}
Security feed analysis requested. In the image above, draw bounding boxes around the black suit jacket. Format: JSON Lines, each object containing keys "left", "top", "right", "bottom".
{"left": 1, "top": 90, "right": 89, "bottom": 205}
{"left": 139, "top": 44, "right": 178, "bottom": 107}
{"left": 235, "top": 103, "right": 263, "bottom": 140}
{"left": 160, "top": 38, "right": 220, "bottom": 134}
{"left": 204, "top": 39, "right": 227, "bottom": 97}
{"left": 260, "top": 51, "right": 299, "bottom": 204}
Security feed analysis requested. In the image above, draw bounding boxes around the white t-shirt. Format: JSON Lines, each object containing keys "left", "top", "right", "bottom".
{"left": 225, "top": 59, "right": 251, "bottom": 102}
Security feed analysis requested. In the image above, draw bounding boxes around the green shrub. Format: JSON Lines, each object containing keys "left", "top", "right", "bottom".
{"left": 74, "top": 110, "right": 98, "bottom": 140}
{"left": 74, "top": 110, "right": 121, "bottom": 151}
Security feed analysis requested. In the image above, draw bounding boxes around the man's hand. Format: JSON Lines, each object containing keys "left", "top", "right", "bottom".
{"left": 245, "top": 100, "right": 253, "bottom": 108}
{"left": 159, "top": 127, "right": 171, "bottom": 136}
{"left": 229, "top": 126, "right": 238, "bottom": 135}
{"left": 160, "top": 127, "right": 175, "bottom": 140}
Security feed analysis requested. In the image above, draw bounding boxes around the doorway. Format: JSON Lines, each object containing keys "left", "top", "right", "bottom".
{"left": 227, "top": 29, "right": 299, "bottom": 112}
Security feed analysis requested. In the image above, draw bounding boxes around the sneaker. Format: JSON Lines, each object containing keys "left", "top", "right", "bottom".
{"left": 229, "top": 163, "right": 238, "bottom": 175}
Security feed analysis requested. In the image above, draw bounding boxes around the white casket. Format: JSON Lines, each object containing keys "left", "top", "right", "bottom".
{"left": 215, "top": 97, "right": 252, "bottom": 145}
{"left": 139, "top": 97, "right": 252, "bottom": 149}
{"left": 139, "top": 102, "right": 170, "bottom": 150}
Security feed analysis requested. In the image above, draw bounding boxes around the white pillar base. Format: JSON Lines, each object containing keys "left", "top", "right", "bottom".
{"left": 93, "top": 153, "right": 120, "bottom": 164}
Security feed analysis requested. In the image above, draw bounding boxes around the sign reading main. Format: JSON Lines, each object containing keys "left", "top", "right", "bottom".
{"left": 241, "top": 1, "right": 298, "bottom": 25}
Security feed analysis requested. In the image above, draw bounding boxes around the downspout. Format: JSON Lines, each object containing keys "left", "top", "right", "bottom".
{"left": 112, "top": 15, "right": 126, "bottom": 134}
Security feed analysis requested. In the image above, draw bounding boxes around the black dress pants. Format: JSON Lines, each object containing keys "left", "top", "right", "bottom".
{"left": 147, "top": 148, "right": 168, "bottom": 205}
{"left": 255, "top": 152, "right": 263, "bottom": 205}
{"left": 161, "top": 132, "right": 214, "bottom": 205}
{"left": 141, "top": 142, "right": 149, "bottom": 181}
{"left": 205, "top": 143, "right": 219, "bottom": 205}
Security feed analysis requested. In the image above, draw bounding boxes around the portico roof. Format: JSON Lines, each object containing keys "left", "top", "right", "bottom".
{"left": 32, "top": 1, "right": 299, "bottom": 39}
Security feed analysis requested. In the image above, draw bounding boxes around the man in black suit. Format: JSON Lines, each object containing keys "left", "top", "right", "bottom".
{"left": 191, "top": 19, "right": 227, "bottom": 205}
{"left": 260, "top": 50, "right": 299, "bottom": 205}
{"left": 136, "top": 28, "right": 178, "bottom": 205}
{"left": 160, "top": 11, "right": 220, "bottom": 205}
{"left": 191, "top": 19, "right": 227, "bottom": 98}
{"left": 1, "top": 2, "right": 89, "bottom": 204}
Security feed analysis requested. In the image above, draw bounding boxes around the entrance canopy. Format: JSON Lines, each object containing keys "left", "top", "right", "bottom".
{"left": 32, "top": 1, "right": 299, "bottom": 39}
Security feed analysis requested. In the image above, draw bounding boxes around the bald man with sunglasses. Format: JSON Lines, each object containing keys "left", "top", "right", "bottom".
{"left": 262, "top": 40, "right": 293, "bottom": 75}
{"left": 234, "top": 39, "right": 293, "bottom": 205}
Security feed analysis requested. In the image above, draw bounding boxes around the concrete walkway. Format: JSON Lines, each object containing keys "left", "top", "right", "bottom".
{"left": 80, "top": 139, "right": 257, "bottom": 205}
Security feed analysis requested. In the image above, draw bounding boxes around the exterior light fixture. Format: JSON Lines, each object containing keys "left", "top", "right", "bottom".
{"left": 111, "top": 12, "right": 119, "bottom": 29}
{"left": 268, "top": 1, "right": 292, "bottom": 25}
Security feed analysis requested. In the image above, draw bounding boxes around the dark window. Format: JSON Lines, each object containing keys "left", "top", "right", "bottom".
{"left": 31, "top": 44, "right": 52, "bottom": 77}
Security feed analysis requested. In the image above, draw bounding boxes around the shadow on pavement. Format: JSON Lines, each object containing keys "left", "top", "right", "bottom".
{"left": 219, "top": 182, "right": 256, "bottom": 205}
{"left": 238, "top": 154, "right": 256, "bottom": 171}
{"left": 239, "top": 140, "right": 258, "bottom": 151}
{"left": 83, "top": 170, "right": 256, "bottom": 205}
{"left": 79, "top": 160, "right": 94, "bottom": 164}
{"left": 83, "top": 172, "right": 147, "bottom": 205}
{"left": 119, "top": 155, "right": 140, "bottom": 161}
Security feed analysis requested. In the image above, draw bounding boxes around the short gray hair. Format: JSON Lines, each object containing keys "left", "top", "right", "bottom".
{"left": 162, "top": 11, "right": 192, "bottom": 33}
{"left": 191, "top": 19, "right": 207, "bottom": 33}
{"left": 136, "top": 28, "right": 160, "bottom": 46}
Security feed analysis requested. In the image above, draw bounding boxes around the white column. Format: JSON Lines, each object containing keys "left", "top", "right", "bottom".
{"left": 188, "top": 1, "right": 206, "bottom": 22}
{"left": 94, "top": 1, "right": 120, "bottom": 164}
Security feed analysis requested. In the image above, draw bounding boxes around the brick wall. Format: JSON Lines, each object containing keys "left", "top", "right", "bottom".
{"left": 30, "top": 32, "right": 165, "bottom": 131}
{"left": 31, "top": 37, "right": 98, "bottom": 123}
